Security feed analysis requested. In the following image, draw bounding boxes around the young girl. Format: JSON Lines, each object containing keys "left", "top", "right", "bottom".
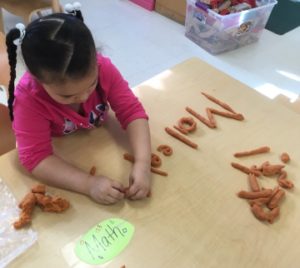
{"left": 6, "top": 2, "right": 151, "bottom": 204}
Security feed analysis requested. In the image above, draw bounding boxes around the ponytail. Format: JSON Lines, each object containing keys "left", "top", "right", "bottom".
{"left": 6, "top": 28, "right": 21, "bottom": 121}
{"left": 75, "top": 10, "right": 84, "bottom": 22}
{"left": 74, "top": 8, "right": 84, "bottom": 22}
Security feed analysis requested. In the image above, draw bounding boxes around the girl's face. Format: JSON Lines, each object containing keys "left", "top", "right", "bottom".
{"left": 42, "top": 66, "right": 98, "bottom": 105}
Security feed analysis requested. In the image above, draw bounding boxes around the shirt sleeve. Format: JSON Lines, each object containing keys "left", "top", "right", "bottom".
{"left": 101, "top": 57, "right": 148, "bottom": 129}
{"left": 13, "top": 93, "right": 53, "bottom": 172}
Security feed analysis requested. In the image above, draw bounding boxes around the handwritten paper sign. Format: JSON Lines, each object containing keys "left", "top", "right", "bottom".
{"left": 74, "top": 218, "right": 134, "bottom": 265}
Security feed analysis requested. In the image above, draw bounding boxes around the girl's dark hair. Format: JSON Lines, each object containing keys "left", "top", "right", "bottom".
{"left": 6, "top": 8, "right": 96, "bottom": 121}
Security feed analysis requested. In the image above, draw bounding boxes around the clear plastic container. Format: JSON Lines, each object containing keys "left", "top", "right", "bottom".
{"left": 0, "top": 178, "right": 37, "bottom": 267}
{"left": 185, "top": 0, "right": 277, "bottom": 54}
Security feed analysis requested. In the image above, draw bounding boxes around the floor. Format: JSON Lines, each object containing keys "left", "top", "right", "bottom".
{"left": 1, "top": 0, "right": 300, "bottom": 105}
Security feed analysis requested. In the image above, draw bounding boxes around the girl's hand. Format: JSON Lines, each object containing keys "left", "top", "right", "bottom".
{"left": 126, "top": 161, "right": 151, "bottom": 200}
{"left": 87, "top": 175, "right": 125, "bottom": 205}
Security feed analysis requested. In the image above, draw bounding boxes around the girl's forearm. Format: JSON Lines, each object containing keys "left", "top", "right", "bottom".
{"left": 126, "top": 119, "right": 151, "bottom": 164}
{"left": 32, "top": 154, "right": 90, "bottom": 195}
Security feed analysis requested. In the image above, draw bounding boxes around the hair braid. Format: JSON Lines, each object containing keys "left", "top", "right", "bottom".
{"left": 6, "top": 28, "right": 21, "bottom": 121}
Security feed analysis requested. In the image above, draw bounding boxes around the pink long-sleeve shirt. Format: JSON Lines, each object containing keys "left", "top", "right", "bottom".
{"left": 13, "top": 55, "right": 148, "bottom": 172}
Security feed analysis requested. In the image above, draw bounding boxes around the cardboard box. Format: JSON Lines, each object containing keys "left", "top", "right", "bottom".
{"left": 155, "top": 0, "right": 187, "bottom": 24}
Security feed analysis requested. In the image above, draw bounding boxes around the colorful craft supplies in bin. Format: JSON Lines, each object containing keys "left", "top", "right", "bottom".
{"left": 185, "top": 0, "right": 277, "bottom": 54}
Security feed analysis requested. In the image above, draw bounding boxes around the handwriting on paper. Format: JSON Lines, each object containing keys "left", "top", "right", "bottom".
{"left": 75, "top": 218, "right": 134, "bottom": 265}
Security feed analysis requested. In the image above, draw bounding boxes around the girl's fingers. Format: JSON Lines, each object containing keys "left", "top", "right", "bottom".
{"left": 103, "top": 195, "right": 118, "bottom": 204}
{"left": 111, "top": 180, "right": 125, "bottom": 192}
{"left": 127, "top": 184, "right": 139, "bottom": 198}
{"left": 129, "top": 189, "right": 147, "bottom": 200}
{"left": 110, "top": 188, "right": 125, "bottom": 200}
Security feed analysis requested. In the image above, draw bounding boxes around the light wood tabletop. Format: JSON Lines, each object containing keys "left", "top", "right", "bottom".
{"left": 1, "top": 57, "right": 299, "bottom": 268}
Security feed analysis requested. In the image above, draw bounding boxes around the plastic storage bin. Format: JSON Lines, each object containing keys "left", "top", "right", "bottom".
{"left": 185, "top": 0, "right": 277, "bottom": 54}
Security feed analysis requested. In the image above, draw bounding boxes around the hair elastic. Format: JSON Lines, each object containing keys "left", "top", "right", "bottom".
{"left": 64, "top": 2, "right": 82, "bottom": 15}
{"left": 13, "top": 23, "right": 26, "bottom": 46}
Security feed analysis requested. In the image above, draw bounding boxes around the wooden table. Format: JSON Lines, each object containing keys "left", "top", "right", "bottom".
{"left": 1, "top": 58, "right": 299, "bottom": 268}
